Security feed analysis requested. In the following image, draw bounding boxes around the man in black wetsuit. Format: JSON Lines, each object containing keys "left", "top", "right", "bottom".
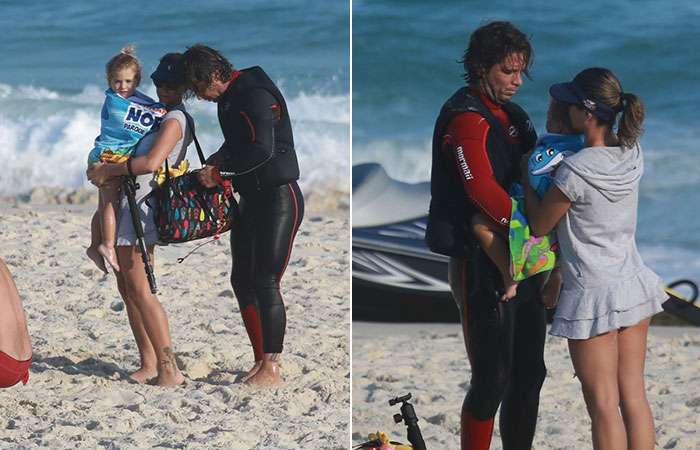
{"left": 425, "top": 22, "right": 546, "bottom": 449}
{"left": 177, "top": 44, "right": 304, "bottom": 389}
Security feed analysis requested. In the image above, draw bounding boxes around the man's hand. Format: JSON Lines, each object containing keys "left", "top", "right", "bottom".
{"left": 197, "top": 165, "right": 218, "bottom": 188}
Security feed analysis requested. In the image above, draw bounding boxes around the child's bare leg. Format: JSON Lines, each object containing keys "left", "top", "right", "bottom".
{"left": 86, "top": 209, "right": 108, "bottom": 274}
{"left": 540, "top": 266, "right": 562, "bottom": 308}
{"left": 471, "top": 213, "right": 518, "bottom": 301}
{"left": 98, "top": 181, "right": 121, "bottom": 272}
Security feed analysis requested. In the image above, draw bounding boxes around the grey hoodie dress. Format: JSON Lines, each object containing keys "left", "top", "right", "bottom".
{"left": 550, "top": 143, "right": 666, "bottom": 339}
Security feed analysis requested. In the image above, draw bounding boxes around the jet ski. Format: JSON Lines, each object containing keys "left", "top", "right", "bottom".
{"left": 352, "top": 162, "right": 456, "bottom": 321}
{"left": 352, "top": 162, "right": 700, "bottom": 326}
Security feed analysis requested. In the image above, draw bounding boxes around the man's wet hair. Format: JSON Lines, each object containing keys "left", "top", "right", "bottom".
{"left": 175, "top": 44, "right": 234, "bottom": 95}
{"left": 460, "top": 21, "right": 534, "bottom": 84}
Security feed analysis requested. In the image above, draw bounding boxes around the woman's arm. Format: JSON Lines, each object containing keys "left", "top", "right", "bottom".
{"left": 87, "top": 118, "right": 183, "bottom": 186}
{"left": 524, "top": 182, "right": 572, "bottom": 236}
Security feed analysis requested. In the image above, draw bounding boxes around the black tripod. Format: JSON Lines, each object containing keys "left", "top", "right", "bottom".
{"left": 390, "top": 393, "right": 427, "bottom": 450}
{"left": 122, "top": 178, "right": 157, "bottom": 294}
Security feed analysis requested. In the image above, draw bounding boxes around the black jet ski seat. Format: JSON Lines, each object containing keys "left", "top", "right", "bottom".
{"left": 353, "top": 163, "right": 430, "bottom": 228}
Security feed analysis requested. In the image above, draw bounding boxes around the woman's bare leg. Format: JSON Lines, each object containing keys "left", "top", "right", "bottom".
{"left": 568, "top": 331, "right": 627, "bottom": 450}
{"left": 471, "top": 213, "right": 518, "bottom": 301}
{"left": 617, "top": 318, "right": 655, "bottom": 449}
{"left": 114, "top": 266, "right": 157, "bottom": 382}
{"left": 118, "top": 245, "right": 183, "bottom": 387}
{"left": 98, "top": 183, "right": 121, "bottom": 272}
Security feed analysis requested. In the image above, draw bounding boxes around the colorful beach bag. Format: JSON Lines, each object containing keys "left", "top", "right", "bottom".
{"left": 149, "top": 116, "right": 236, "bottom": 245}
{"left": 151, "top": 169, "right": 234, "bottom": 244}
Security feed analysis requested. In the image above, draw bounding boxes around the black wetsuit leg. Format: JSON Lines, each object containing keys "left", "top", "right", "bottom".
{"left": 499, "top": 275, "right": 547, "bottom": 449}
{"left": 230, "top": 196, "right": 261, "bottom": 360}
{"left": 231, "top": 181, "right": 304, "bottom": 354}
{"left": 449, "top": 249, "right": 546, "bottom": 450}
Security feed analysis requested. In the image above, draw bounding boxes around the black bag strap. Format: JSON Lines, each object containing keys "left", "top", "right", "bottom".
{"left": 163, "top": 111, "right": 205, "bottom": 182}
{"left": 184, "top": 112, "right": 206, "bottom": 167}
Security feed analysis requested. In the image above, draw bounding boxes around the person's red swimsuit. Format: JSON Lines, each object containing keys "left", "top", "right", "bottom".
{"left": 0, "top": 351, "right": 31, "bottom": 388}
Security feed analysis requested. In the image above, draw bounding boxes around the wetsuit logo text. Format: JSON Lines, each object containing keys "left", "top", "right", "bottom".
{"left": 456, "top": 146, "right": 473, "bottom": 180}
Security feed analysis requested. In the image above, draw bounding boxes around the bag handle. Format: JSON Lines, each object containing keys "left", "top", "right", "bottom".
{"left": 184, "top": 112, "right": 207, "bottom": 167}
{"left": 162, "top": 111, "right": 205, "bottom": 183}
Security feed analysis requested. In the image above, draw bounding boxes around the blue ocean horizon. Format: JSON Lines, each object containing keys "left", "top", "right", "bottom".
{"left": 352, "top": 0, "right": 700, "bottom": 286}
{"left": 0, "top": 0, "right": 350, "bottom": 209}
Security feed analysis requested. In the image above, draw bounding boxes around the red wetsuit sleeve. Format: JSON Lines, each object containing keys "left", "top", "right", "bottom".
{"left": 443, "top": 112, "right": 512, "bottom": 232}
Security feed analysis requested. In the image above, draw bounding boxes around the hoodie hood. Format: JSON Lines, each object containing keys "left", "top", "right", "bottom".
{"left": 560, "top": 143, "right": 643, "bottom": 202}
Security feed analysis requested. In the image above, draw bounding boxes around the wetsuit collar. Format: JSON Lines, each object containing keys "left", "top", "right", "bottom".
{"left": 229, "top": 70, "right": 243, "bottom": 84}
{"left": 220, "top": 71, "right": 243, "bottom": 98}
{"left": 470, "top": 86, "right": 502, "bottom": 110}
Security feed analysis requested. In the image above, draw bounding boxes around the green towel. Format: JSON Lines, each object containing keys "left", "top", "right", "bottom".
{"left": 508, "top": 197, "right": 557, "bottom": 281}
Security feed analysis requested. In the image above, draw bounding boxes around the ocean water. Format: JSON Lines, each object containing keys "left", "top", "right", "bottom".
{"left": 353, "top": 0, "right": 700, "bottom": 286}
{"left": 0, "top": 0, "right": 350, "bottom": 209}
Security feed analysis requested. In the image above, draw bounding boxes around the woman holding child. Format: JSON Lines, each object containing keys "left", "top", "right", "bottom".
{"left": 525, "top": 67, "right": 666, "bottom": 450}
{"left": 88, "top": 52, "right": 192, "bottom": 387}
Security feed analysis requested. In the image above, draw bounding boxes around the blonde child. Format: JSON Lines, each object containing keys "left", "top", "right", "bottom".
{"left": 471, "top": 99, "right": 583, "bottom": 305}
{"left": 86, "top": 45, "right": 166, "bottom": 273}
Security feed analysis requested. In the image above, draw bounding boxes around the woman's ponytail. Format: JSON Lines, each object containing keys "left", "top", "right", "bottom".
{"left": 617, "top": 91, "right": 645, "bottom": 148}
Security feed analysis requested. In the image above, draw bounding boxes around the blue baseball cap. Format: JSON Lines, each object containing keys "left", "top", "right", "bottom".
{"left": 549, "top": 79, "right": 615, "bottom": 121}
{"left": 150, "top": 55, "right": 180, "bottom": 82}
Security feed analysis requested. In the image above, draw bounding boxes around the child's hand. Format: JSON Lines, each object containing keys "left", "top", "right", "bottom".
{"left": 540, "top": 268, "right": 562, "bottom": 309}
{"left": 86, "top": 162, "right": 107, "bottom": 186}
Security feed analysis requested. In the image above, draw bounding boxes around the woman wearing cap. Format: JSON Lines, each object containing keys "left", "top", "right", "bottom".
{"left": 87, "top": 53, "right": 193, "bottom": 387}
{"left": 523, "top": 67, "right": 666, "bottom": 449}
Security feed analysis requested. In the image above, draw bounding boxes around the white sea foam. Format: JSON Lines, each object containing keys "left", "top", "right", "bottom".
{"left": 0, "top": 83, "right": 349, "bottom": 210}
{"left": 353, "top": 138, "right": 432, "bottom": 183}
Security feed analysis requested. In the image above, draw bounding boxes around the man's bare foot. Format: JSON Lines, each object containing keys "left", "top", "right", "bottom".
{"left": 540, "top": 269, "right": 562, "bottom": 308}
{"left": 500, "top": 277, "right": 519, "bottom": 302}
{"left": 128, "top": 367, "right": 158, "bottom": 383}
{"left": 240, "top": 360, "right": 262, "bottom": 383}
{"left": 86, "top": 246, "right": 108, "bottom": 274}
{"left": 244, "top": 354, "right": 282, "bottom": 390}
{"left": 98, "top": 243, "right": 120, "bottom": 272}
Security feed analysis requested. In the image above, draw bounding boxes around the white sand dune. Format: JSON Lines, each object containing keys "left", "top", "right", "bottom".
{"left": 0, "top": 198, "right": 349, "bottom": 449}
{"left": 352, "top": 322, "right": 700, "bottom": 449}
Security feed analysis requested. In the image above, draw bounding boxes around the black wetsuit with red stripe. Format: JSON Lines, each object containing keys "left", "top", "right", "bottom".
{"left": 213, "top": 66, "right": 304, "bottom": 358}
{"left": 426, "top": 87, "right": 546, "bottom": 450}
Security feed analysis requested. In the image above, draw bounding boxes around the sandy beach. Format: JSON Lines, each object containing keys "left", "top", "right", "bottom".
{"left": 352, "top": 322, "right": 700, "bottom": 449}
{"left": 0, "top": 191, "right": 350, "bottom": 449}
